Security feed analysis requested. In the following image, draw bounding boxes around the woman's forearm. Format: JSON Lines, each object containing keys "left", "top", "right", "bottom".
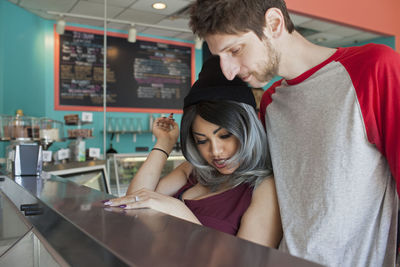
{"left": 126, "top": 140, "right": 174, "bottom": 195}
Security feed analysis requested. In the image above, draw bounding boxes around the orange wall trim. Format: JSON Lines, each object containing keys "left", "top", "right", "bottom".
{"left": 286, "top": 0, "right": 400, "bottom": 52}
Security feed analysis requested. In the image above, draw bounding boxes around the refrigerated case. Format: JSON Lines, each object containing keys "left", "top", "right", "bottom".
{"left": 107, "top": 153, "right": 186, "bottom": 197}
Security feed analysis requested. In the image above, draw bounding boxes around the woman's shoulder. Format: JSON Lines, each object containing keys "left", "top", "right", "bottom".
{"left": 250, "top": 176, "right": 276, "bottom": 204}
{"left": 177, "top": 161, "right": 194, "bottom": 176}
{"left": 254, "top": 175, "right": 275, "bottom": 190}
{"left": 250, "top": 174, "right": 273, "bottom": 190}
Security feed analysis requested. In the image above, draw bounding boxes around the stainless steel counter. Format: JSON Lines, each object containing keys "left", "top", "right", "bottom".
{"left": 0, "top": 175, "right": 323, "bottom": 266}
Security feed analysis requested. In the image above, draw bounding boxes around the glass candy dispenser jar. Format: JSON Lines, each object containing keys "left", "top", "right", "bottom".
{"left": 0, "top": 115, "right": 12, "bottom": 173}
{"left": 4, "top": 112, "right": 43, "bottom": 176}
{"left": 8, "top": 114, "right": 40, "bottom": 141}
{"left": 0, "top": 114, "right": 12, "bottom": 141}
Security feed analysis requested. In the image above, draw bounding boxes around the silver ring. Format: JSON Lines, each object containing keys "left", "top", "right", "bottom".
{"left": 135, "top": 196, "right": 140, "bottom": 202}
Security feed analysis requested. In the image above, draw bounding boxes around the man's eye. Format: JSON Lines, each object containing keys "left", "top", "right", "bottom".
{"left": 231, "top": 48, "right": 240, "bottom": 55}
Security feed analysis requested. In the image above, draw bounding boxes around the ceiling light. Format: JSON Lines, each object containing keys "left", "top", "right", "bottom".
{"left": 128, "top": 25, "right": 137, "bottom": 43}
{"left": 56, "top": 18, "right": 66, "bottom": 35}
{"left": 152, "top": 2, "right": 167, "bottom": 10}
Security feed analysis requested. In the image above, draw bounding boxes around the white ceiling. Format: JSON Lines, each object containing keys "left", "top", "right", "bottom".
{"left": 8, "top": 0, "right": 386, "bottom": 47}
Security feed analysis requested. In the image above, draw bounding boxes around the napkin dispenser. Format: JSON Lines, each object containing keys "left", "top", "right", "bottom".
{"left": 13, "top": 143, "right": 43, "bottom": 176}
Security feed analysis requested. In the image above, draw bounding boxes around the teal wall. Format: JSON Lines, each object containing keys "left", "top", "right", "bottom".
{"left": 1, "top": 0, "right": 47, "bottom": 116}
{"left": 0, "top": 0, "right": 203, "bottom": 157}
{"left": 0, "top": 1, "right": 4, "bottom": 115}
{"left": 345, "top": 35, "right": 395, "bottom": 48}
{"left": 1, "top": 0, "right": 51, "bottom": 157}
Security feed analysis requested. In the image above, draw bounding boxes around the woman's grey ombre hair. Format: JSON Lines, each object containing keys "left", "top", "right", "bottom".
{"left": 180, "top": 100, "right": 272, "bottom": 191}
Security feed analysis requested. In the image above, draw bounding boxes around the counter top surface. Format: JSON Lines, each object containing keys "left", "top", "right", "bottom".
{"left": 0, "top": 175, "right": 323, "bottom": 267}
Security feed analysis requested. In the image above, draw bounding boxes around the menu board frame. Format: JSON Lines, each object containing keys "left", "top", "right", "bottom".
{"left": 54, "top": 25, "right": 195, "bottom": 113}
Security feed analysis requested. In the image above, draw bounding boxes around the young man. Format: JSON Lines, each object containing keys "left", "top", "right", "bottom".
{"left": 189, "top": 0, "right": 400, "bottom": 266}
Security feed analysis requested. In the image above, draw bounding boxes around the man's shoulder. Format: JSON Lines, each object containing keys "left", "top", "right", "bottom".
{"left": 337, "top": 43, "right": 397, "bottom": 64}
{"left": 333, "top": 44, "right": 399, "bottom": 80}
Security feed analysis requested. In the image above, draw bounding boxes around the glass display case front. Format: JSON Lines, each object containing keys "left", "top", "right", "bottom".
{"left": 43, "top": 161, "right": 110, "bottom": 194}
{"left": 107, "top": 153, "right": 186, "bottom": 197}
{"left": 58, "top": 169, "right": 108, "bottom": 193}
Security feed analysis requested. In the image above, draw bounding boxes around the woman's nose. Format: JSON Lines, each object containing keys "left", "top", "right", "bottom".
{"left": 220, "top": 57, "right": 239, "bottom": 81}
{"left": 210, "top": 140, "right": 223, "bottom": 157}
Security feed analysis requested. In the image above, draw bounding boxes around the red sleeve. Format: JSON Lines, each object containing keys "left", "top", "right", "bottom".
{"left": 340, "top": 44, "right": 400, "bottom": 196}
{"left": 259, "top": 80, "right": 282, "bottom": 129}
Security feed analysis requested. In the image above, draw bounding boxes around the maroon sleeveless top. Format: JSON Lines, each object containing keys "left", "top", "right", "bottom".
{"left": 173, "top": 180, "right": 253, "bottom": 235}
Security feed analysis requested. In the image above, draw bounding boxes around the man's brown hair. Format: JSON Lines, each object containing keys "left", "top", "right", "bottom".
{"left": 189, "top": 0, "right": 295, "bottom": 40}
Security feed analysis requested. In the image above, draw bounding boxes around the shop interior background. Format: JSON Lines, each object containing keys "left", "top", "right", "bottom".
{"left": 0, "top": 0, "right": 395, "bottom": 159}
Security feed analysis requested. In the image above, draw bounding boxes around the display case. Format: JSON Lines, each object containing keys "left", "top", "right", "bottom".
{"left": 43, "top": 160, "right": 110, "bottom": 194}
{"left": 107, "top": 153, "right": 186, "bottom": 197}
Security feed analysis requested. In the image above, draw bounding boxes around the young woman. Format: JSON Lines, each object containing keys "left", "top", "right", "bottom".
{"left": 104, "top": 56, "right": 282, "bottom": 248}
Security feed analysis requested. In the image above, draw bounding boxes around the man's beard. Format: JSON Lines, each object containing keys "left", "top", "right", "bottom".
{"left": 252, "top": 38, "right": 280, "bottom": 85}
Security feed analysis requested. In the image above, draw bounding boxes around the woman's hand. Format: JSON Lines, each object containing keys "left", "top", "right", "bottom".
{"left": 152, "top": 115, "right": 179, "bottom": 151}
{"left": 104, "top": 188, "right": 201, "bottom": 225}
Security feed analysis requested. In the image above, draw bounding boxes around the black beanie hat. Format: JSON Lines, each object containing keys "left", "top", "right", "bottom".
{"left": 183, "top": 56, "right": 256, "bottom": 110}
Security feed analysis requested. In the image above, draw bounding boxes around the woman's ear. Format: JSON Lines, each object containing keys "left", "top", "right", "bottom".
{"left": 264, "top": 8, "right": 285, "bottom": 38}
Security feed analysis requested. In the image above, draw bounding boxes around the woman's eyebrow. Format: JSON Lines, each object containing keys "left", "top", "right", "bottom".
{"left": 213, "top": 127, "right": 222, "bottom": 134}
{"left": 193, "top": 127, "right": 222, "bottom": 136}
{"left": 193, "top": 132, "right": 206, "bottom": 137}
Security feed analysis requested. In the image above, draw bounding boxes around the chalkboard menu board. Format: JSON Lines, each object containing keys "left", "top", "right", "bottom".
{"left": 54, "top": 26, "right": 195, "bottom": 113}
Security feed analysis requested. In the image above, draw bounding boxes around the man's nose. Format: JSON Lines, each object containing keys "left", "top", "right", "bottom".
{"left": 220, "top": 58, "right": 239, "bottom": 81}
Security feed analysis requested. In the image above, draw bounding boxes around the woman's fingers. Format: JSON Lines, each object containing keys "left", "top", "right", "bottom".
{"left": 155, "top": 116, "right": 176, "bottom": 131}
{"left": 103, "top": 188, "right": 170, "bottom": 212}
{"left": 103, "top": 195, "right": 137, "bottom": 207}
{"left": 124, "top": 197, "right": 150, "bottom": 209}
{"left": 103, "top": 189, "right": 150, "bottom": 207}
{"left": 122, "top": 191, "right": 163, "bottom": 210}
{"left": 104, "top": 206, "right": 125, "bottom": 213}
